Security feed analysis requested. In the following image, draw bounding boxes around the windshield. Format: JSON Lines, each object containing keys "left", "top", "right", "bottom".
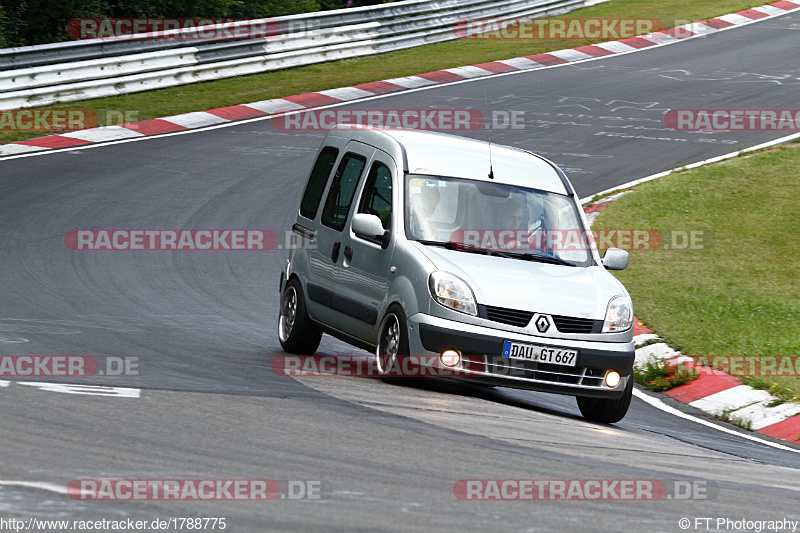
{"left": 404, "top": 174, "right": 594, "bottom": 266}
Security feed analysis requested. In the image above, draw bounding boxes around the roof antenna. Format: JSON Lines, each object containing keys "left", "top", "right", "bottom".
{"left": 484, "top": 88, "right": 494, "bottom": 179}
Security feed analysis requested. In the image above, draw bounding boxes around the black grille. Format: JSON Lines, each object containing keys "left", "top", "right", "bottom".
{"left": 480, "top": 305, "right": 533, "bottom": 327}
{"left": 552, "top": 315, "right": 602, "bottom": 334}
{"left": 479, "top": 305, "right": 601, "bottom": 333}
{"left": 482, "top": 358, "right": 606, "bottom": 387}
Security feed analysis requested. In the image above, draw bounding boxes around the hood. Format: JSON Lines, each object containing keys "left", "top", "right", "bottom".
{"left": 415, "top": 244, "right": 627, "bottom": 319}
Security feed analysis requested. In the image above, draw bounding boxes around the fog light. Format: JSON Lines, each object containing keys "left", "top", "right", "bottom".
{"left": 605, "top": 370, "right": 621, "bottom": 388}
{"left": 441, "top": 349, "right": 461, "bottom": 367}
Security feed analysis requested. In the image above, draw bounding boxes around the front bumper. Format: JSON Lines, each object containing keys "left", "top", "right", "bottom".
{"left": 407, "top": 313, "right": 634, "bottom": 399}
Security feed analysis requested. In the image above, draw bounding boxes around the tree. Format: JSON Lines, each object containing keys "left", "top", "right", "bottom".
{"left": 0, "top": 0, "right": 395, "bottom": 47}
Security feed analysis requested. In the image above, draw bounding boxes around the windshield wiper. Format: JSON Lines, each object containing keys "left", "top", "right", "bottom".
{"left": 414, "top": 240, "right": 573, "bottom": 265}
{"left": 415, "top": 240, "right": 495, "bottom": 255}
{"left": 414, "top": 239, "right": 454, "bottom": 248}
{"left": 491, "top": 250, "right": 576, "bottom": 266}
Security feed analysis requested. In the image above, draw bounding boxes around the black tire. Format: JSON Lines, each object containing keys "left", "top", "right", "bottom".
{"left": 278, "top": 278, "right": 322, "bottom": 354}
{"left": 375, "top": 304, "right": 411, "bottom": 383}
{"left": 576, "top": 374, "right": 633, "bottom": 424}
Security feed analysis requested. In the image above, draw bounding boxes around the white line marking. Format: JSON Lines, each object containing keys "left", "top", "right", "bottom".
{"left": 160, "top": 111, "right": 229, "bottom": 129}
{"left": 498, "top": 57, "right": 543, "bottom": 69}
{"left": 0, "top": 143, "right": 48, "bottom": 155}
{"left": 640, "top": 31, "right": 680, "bottom": 45}
{"left": 593, "top": 41, "right": 637, "bottom": 54}
{"left": 16, "top": 382, "right": 141, "bottom": 397}
{"left": 717, "top": 13, "right": 756, "bottom": 25}
{"left": 633, "top": 389, "right": 800, "bottom": 453}
{"left": 61, "top": 125, "right": 145, "bottom": 142}
{"left": 634, "top": 343, "right": 679, "bottom": 366}
{"left": 246, "top": 98, "right": 305, "bottom": 113}
{"left": 548, "top": 49, "right": 593, "bottom": 62}
{"left": 0, "top": 480, "right": 68, "bottom": 495}
{"left": 317, "top": 87, "right": 376, "bottom": 101}
{"left": 633, "top": 333, "right": 659, "bottom": 345}
{"left": 444, "top": 65, "right": 495, "bottom": 78}
{"left": 381, "top": 76, "right": 437, "bottom": 89}
{"left": 581, "top": 131, "right": 800, "bottom": 204}
{"left": 752, "top": 5, "right": 786, "bottom": 16}
{"left": 689, "top": 385, "right": 771, "bottom": 413}
{"left": 681, "top": 22, "right": 719, "bottom": 36}
{"left": 737, "top": 401, "right": 800, "bottom": 431}
{"left": 3, "top": 6, "right": 798, "bottom": 161}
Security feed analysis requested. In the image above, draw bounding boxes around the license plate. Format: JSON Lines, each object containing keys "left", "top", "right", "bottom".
{"left": 502, "top": 341, "right": 578, "bottom": 366}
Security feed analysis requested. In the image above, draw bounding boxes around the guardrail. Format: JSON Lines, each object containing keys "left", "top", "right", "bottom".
{"left": 0, "top": 0, "right": 606, "bottom": 109}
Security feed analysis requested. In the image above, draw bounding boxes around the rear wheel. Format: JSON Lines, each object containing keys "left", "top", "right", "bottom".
{"left": 376, "top": 305, "right": 410, "bottom": 383}
{"left": 278, "top": 278, "right": 322, "bottom": 354}
{"left": 576, "top": 374, "right": 633, "bottom": 424}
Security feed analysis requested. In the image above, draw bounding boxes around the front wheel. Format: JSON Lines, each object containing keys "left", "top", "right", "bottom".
{"left": 278, "top": 278, "right": 322, "bottom": 354}
{"left": 576, "top": 374, "right": 633, "bottom": 424}
{"left": 375, "top": 305, "right": 410, "bottom": 383}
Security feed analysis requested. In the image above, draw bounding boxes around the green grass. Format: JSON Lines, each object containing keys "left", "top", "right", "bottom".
{"left": 593, "top": 145, "right": 800, "bottom": 401}
{"left": 634, "top": 337, "right": 662, "bottom": 349}
{"left": 633, "top": 356, "right": 698, "bottom": 391}
{"left": 715, "top": 407, "right": 754, "bottom": 431}
{"left": 740, "top": 376, "right": 800, "bottom": 406}
{"left": 0, "top": 0, "right": 765, "bottom": 144}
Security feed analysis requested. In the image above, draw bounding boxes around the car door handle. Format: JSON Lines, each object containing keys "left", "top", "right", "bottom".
{"left": 343, "top": 245, "right": 353, "bottom": 262}
{"left": 331, "top": 241, "right": 341, "bottom": 263}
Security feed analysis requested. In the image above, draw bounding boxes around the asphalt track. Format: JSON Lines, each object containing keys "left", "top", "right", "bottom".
{"left": 1, "top": 10, "right": 799, "bottom": 532}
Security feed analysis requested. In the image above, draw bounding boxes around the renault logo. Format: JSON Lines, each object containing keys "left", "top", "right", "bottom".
{"left": 535, "top": 315, "right": 550, "bottom": 333}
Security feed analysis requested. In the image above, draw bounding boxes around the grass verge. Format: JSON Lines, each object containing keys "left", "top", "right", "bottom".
{"left": 740, "top": 376, "right": 800, "bottom": 406}
{"left": 593, "top": 145, "right": 800, "bottom": 403}
{"left": 633, "top": 356, "right": 698, "bottom": 392}
{"left": 716, "top": 408, "right": 754, "bottom": 431}
{"left": 1, "top": 0, "right": 767, "bottom": 145}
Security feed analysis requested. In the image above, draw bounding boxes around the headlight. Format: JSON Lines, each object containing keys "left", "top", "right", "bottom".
{"left": 429, "top": 271, "right": 477, "bottom": 316}
{"left": 602, "top": 295, "right": 633, "bottom": 332}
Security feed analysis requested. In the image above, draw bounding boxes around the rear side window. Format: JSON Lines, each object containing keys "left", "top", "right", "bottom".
{"left": 300, "top": 146, "right": 339, "bottom": 220}
{"left": 357, "top": 162, "right": 393, "bottom": 230}
{"left": 321, "top": 153, "right": 367, "bottom": 231}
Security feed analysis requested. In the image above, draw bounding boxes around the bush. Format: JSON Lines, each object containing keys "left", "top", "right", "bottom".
{"left": 0, "top": 1, "right": 27, "bottom": 48}
{"left": 0, "top": 0, "right": 393, "bottom": 47}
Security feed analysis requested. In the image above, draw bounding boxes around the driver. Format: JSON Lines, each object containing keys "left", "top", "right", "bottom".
{"left": 498, "top": 198, "right": 527, "bottom": 250}
{"left": 410, "top": 182, "right": 440, "bottom": 240}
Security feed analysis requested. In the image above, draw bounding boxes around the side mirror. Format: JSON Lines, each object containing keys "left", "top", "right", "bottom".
{"left": 602, "top": 248, "right": 629, "bottom": 271}
{"left": 352, "top": 213, "right": 391, "bottom": 249}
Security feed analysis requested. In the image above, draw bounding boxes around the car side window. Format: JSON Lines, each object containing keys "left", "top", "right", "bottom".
{"left": 357, "top": 162, "right": 393, "bottom": 231}
{"left": 321, "top": 152, "right": 367, "bottom": 231}
{"left": 300, "top": 146, "right": 339, "bottom": 220}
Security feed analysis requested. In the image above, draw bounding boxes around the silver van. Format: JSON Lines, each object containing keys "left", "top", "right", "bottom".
{"left": 278, "top": 127, "right": 635, "bottom": 423}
